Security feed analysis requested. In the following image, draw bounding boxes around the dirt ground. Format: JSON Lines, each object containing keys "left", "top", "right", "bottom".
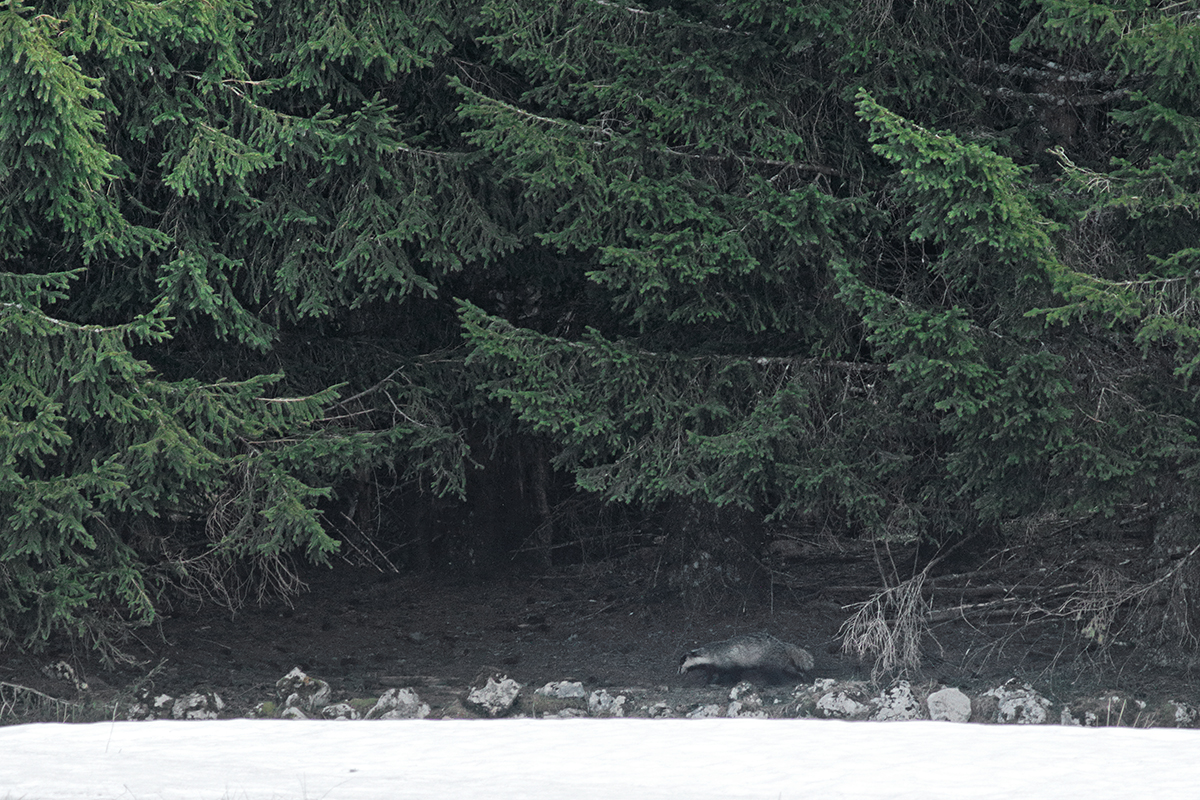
{"left": 4, "top": 544, "right": 1197, "bottom": 721}
{"left": 1, "top": 562, "right": 848, "bottom": 716}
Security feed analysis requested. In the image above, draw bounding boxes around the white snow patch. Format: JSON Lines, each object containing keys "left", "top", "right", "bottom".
{"left": 1, "top": 718, "right": 1198, "bottom": 799}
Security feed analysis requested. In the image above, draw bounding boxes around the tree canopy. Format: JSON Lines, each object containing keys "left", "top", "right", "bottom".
{"left": 4, "top": 0, "right": 1200, "bottom": 661}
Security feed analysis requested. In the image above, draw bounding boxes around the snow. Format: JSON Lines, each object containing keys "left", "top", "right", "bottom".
{"left": 2, "top": 718, "right": 1199, "bottom": 800}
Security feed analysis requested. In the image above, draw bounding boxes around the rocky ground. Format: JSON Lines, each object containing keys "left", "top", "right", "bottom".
{"left": 2, "top": 553, "right": 1198, "bottom": 726}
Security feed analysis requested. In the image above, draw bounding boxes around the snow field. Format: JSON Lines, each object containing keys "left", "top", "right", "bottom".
{"left": 2, "top": 717, "right": 1199, "bottom": 800}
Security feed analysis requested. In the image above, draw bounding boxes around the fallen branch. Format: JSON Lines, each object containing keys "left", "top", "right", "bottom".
{"left": 927, "top": 597, "right": 1031, "bottom": 623}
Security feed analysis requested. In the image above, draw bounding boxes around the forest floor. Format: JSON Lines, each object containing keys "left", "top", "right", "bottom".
{"left": 1, "top": 541, "right": 1196, "bottom": 722}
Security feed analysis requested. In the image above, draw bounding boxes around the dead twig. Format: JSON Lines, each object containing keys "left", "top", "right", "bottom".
{"left": 0, "top": 682, "right": 79, "bottom": 723}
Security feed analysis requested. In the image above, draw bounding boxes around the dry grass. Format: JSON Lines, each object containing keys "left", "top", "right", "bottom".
{"left": 0, "top": 682, "right": 83, "bottom": 725}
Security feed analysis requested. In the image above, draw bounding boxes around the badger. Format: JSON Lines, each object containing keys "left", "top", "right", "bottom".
{"left": 678, "top": 632, "right": 814, "bottom": 684}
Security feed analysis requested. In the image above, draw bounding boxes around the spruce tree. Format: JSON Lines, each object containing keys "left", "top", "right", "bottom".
{"left": 4, "top": 0, "right": 1200, "bottom": 662}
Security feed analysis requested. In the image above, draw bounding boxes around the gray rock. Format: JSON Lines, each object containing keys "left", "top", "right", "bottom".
{"left": 927, "top": 687, "right": 972, "bottom": 723}
{"left": 871, "top": 681, "right": 922, "bottom": 721}
{"left": 686, "top": 703, "right": 725, "bottom": 718}
{"left": 535, "top": 681, "right": 586, "bottom": 699}
{"left": 727, "top": 682, "right": 766, "bottom": 718}
{"left": 321, "top": 702, "right": 361, "bottom": 720}
{"left": 729, "top": 681, "right": 759, "bottom": 702}
{"left": 645, "top": 701, "right": 672, "bottom": 718}
{"left": 727, "top": 700, "right": 769, "bottom": 718}
{"left": 126, "top": 690, "right": 177, "bottom": 721}
{"left": 985, "top": 680, "right": 1051, "bottom": 724}
{"left": 125, "top": 704, "right": 151, "bottom": 721}
{"left": 368, "top": 688, "right": 431, "bottom": 719}
{"left": 551, "top": 708, "right": 588, "bottom": 718}
{"left": 172, "top": 691, "right": 225, "bottom": 720}
{"left": 465, "top": 675, "right": 523, "bottom": 717}
{"left": 1171, "top": 700, "right": 1198, "bottom": 727}
{"left": 587, "top": 689, "right": 627, "bottom": 717}
{"left": 816, "top": 690, "right": 869, "bottom": 719}
{"left": 276, "top": 667, "right": 332, "bottom": 714}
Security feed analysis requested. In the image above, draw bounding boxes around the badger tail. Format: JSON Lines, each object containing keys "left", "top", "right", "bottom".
{"left": 787, "top": 643, "right": 815, "bottom": 672}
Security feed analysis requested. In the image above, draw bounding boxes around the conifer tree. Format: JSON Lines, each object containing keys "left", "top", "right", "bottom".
{"left": 4, "top": 0, "right": 1200, "bottom": 660}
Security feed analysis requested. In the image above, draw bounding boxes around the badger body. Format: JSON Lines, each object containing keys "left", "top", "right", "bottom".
{"left": 678, "top": 632, "right": 814, "bottom": 684}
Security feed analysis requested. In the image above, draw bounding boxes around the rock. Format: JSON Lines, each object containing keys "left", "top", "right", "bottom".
{"left": 871, "top": 681, "right": 923, "bottom": 721}
{"left": 984, "top": 680, "right": 1051, "bottom": 724}
{"left": 926, "top": 687, "right": 972, "bottom": 723}
{"left": 465, "top": 675, "right": 523, "bottom": 718}
{"left": 128, "top": 690, "right": 221, "bottom": 721}
{"left": 367, "top": 688, "right": 431, "bottom": 720}
{"left": 686, "top": 704, "right": 725, "bottom": 718}
{"left": 1060, "top": 705, "right": 1082, "bottom": 726}
{"left": 276, "top": 667, "right": 332, "bottom": 714}
{"left": 645, "top": 701, "right": 672, "bottom": 718}
{"left": 321, "top": 702, "right": 360, "bottom": 720}
{"left": 780, "top": 695, "right": 817, "bottom": 719}
{"left": 729, "top": 681, "right": 758, "bottom": 702}
{"left": 535, "top": 681, "right": 586, "bottom": 699}
{"left": 532, "top": 681, "right": 587, "bottom": 717}
{"left": 280, "top": 706, "right": 309, "bottom": 720}
{"left": 587, "top": 689, "right": 626, "bottom": 717}
{"left": 816, "top": 690, "right": 870, "bottom": 720}
{"left": 551, "top": 708, "right": 588, "bottom": 718}
{"left": 727, "top": 682, "right": 766, "bottom": 718}
{"left": 1170, "top": 700, "right": 1198, "bottom": 727}
{"left": 728, "top": 701, "right": 769, "bottom": 718}
{"left": 126, "top": 692, "right": 173, "bottom": 721}
{"left": 171, "top": 691, "right": 225, "bottom": 720}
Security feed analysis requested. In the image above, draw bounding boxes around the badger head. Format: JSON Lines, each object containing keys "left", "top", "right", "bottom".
{"left": 678, "top": 649, "right": 708, "bottom": 675}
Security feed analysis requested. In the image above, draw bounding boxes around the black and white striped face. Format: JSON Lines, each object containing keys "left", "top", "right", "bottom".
{"left": 679, "top": 650, "right": 709, "bottom": 674}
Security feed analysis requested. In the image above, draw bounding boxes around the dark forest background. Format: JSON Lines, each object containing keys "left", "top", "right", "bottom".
{"left": 4, "top": 0, "right": 1200, "bottom": 673}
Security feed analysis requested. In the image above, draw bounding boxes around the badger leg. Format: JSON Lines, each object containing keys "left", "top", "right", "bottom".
{"left": 707, "top": 667, "right": 744, "bottom": 686}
